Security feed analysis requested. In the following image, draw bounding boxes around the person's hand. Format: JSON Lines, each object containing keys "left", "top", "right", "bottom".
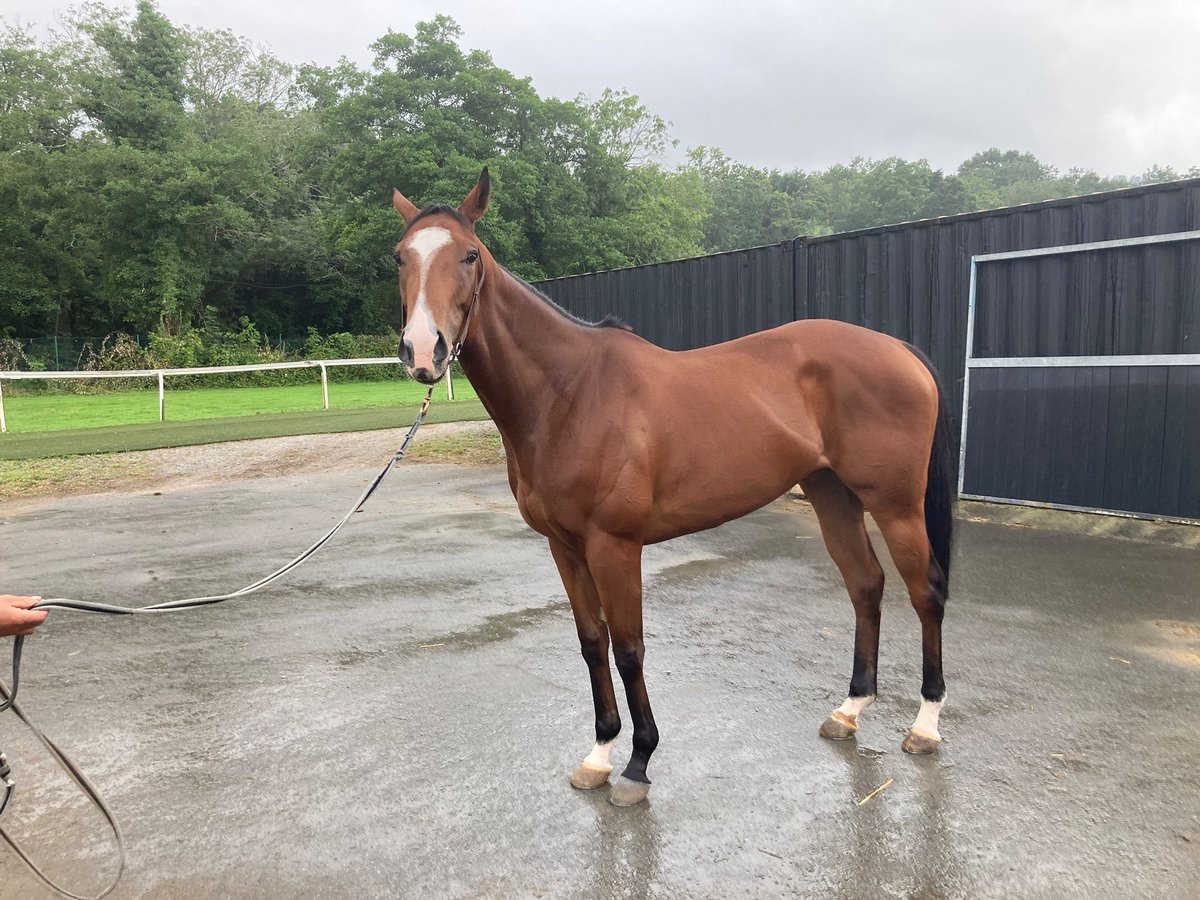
{"left": 0, "top": 595, "right": 47, "bottom": 637}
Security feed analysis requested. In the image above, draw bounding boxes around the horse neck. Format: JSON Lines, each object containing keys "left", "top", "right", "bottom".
{"left": 458, "top": 263, "right": 594, "bottom": 440}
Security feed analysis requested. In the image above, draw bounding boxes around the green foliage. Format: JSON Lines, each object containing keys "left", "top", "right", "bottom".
{"left": 0, "top": 4, "right": 1192, "bottom": 344}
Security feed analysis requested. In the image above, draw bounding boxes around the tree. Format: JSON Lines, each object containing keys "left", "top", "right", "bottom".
{"left": 578, "top": 88, "right": 673, "bottom": 168}
{"left": 79, "top": 0, "right": 188, "bottom": 149}
{"left": 0, "top": 25, "right": 80, "bottom": 152}
{"left": 958, "top": 148, "right": 1053, "bottom": 189}
{"left": 0, "top": 6, "right": 1191, "bottom": 346}
{"left": 685, "top": 147, "right": 813, "bottom": 251}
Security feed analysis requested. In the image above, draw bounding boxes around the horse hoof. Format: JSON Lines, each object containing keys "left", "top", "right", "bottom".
{"left": 571, "top": 762, "right": 613, "bottom": 790}
{"left": 608, "top": 775, "right": 650, "bottom": 807}
{"left": 901, "top": 729, "right": 941, "bottom": 754}
{"left": 819, "top": 712, "right": 858, "bottom": 741}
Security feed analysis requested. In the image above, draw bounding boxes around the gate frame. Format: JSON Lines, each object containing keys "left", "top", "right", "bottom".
{"left": 958, "top": 229, "right": 1200, "bottom": 524}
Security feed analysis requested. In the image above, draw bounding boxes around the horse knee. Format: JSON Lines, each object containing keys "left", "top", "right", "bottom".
{"left": 612, "top": 642, "right": 643, "bottom": 680}
{"left": 578, "top": 625, "right": 609, "bottom": 668}
{"left": 580, "top": 637, "right": 607, "bottom": 669}
{"left": 849, "top": 567, "right": 884, "bottom": 609}
{"left": 910, "top": 587, "right": 945, "bottom": 622}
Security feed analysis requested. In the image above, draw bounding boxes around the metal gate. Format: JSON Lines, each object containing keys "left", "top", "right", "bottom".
{"left": 958, "top": 231, "right": 1200, "bottom": 523}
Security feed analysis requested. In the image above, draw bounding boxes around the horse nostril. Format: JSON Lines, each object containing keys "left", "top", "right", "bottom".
{"left": 399, "top": 339, "right": 414, "bottom": 368}
{"left": 432, "top": 333, "right": 448, "bottom": 368}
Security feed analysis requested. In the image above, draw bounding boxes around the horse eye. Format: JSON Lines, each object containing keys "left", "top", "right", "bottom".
{"left": 393, "top": 252, "right": 404, "bottom": 266}
{"left": 465, "top": 250, "right": 479, "bottom": 264}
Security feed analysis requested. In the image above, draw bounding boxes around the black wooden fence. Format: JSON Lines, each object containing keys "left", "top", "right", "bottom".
{"left": 536, "top": 177, "right": 1200, "bottom": 521}
{"left": 537, "top": 242, "right": 796, "bottom": 351}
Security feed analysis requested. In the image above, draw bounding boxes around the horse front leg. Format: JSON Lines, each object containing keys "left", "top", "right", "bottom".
{"left": 548, "top": 537, "right": 622, "bottom": 790}
{"left": 585, "top": 533, "right": 658, "bottom": 807}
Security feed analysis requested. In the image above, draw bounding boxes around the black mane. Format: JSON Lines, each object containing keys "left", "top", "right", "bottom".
{"left": 411, "top": 203, "right": 471, "bottom": 227}
{"left": 510, "top": 270, "right": 633, "bottom": 332}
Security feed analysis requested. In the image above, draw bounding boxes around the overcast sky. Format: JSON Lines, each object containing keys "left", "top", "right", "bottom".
{"left": 6, "top": 0, "right": 1198, "bottom": 176}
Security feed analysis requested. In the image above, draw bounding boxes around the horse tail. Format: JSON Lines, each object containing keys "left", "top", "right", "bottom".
{"left": 905, "top": 343, "right": 956, "bottom": 591}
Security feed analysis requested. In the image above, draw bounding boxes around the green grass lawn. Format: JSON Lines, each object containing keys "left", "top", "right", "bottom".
{"left": 0, "top": 377, "right": 489, "bottom": 460}
{"left": 1, "top": 377, "right": 475, "bottom": 433}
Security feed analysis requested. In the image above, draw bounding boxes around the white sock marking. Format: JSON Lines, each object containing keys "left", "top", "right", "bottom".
{"left": 583, "top": 740, "right": 614, "bottom": 770}
{"left": 835, "top": 695, "right": 876, "bottom": 723}
{"left": 911, "top": 697, "right": 945, "bottom": 741}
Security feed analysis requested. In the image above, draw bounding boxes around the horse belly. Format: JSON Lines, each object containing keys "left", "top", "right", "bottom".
{"left": 644, "top": 438, "right": 818, "bottom": 544}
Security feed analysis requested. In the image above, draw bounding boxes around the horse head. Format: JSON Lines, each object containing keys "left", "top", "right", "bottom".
{"left": 392, "top": 167, "right": 491, "bottom": 384}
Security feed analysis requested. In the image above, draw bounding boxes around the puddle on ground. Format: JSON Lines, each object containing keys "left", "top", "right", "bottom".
{"left": 335, "top": 600, "right": 572, "bottom": 666}
{"left": 642, "top": 549, "right": 726, "bottom": 580}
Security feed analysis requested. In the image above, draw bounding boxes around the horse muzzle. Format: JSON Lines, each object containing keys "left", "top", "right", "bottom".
{"left": 400, "top": 332, "right": 449, "bottom": 384}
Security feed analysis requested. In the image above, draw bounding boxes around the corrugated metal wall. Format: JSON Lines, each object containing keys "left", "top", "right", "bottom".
{"left": 537, "top": 178, "right": 1200, "bottom": 438}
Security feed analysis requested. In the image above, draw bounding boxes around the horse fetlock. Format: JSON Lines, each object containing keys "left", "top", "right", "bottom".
{"left": 820, "top": 694, "right": 875, "bottom": 740}
{"left": 596, "top": 715, "right": 621, "bottom": 745}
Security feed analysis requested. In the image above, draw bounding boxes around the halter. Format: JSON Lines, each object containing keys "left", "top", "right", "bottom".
{"left": 448, "top": 254, "right": 485, "bottom": 365}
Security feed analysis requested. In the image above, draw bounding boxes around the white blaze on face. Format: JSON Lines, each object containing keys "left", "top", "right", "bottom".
{"left": 402, "top": 226, "right": 453, "bottom": 370}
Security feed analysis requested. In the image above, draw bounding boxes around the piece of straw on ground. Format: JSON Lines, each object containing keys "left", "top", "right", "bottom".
{"left": 857, "top": 777, "right": 894, "bottom": 806}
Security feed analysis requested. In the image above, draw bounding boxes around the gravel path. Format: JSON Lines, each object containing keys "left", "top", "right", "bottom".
{"left": 0, "top": 421, "right": 501, "bottom": 507}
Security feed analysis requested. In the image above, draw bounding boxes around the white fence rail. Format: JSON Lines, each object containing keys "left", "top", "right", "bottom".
{"left": 0, "top": 357, "right": 453, "bottom": 434}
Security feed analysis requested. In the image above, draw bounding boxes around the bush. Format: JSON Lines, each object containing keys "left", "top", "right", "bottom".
{"left": 303, "top": 328, "right": 402, "bottom": 381}
{"left": 55, "top": 334, "right": 155, "bottom": 395}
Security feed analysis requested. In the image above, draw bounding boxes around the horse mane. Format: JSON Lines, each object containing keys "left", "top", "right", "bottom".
{"left": 411, "top": 204, "right": 472, "bottom": 227}
{"left": 507, "top": 269, "right": 634, "bottom": 333}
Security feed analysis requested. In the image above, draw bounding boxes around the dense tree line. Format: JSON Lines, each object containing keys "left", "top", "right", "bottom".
{"left": 1, "top": 3, "right": 1194, "bottom": 347}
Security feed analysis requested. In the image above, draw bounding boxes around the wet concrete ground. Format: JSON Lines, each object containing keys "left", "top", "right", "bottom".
{"left": 1, "top": 462, "right": 1198, "bottom": 898}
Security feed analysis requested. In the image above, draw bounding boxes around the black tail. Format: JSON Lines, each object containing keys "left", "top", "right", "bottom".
{"left": 905, "top": 344, "right": 956, "bottom": 590}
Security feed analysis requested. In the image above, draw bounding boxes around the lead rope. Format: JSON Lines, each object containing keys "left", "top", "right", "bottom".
{"left": 0, "top": 261, "right": 485, "bottom": 898}
{"left": 0, "top": 387, "right": 435, "bottom": 899}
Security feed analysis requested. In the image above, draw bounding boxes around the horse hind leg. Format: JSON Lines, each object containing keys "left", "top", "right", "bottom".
{"left": 872, "top": 507, "right": 947, "bottom": 754}
{"left": 803, "top": 470, "right": 886, "bottom": 742}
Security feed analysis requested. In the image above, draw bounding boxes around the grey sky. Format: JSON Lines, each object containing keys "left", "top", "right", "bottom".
{"left": 7, "top": 0, "right": 1198, "bottom": 176}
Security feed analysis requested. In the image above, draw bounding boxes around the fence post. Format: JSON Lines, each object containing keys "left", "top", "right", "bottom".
{"left": 320, "top": 364, "right": 329, "bottom": 410}
{"left": 446, "top": 367, "right": 454, "bottom": 401}
{"left": 0, "top": 378, "right": 7, "bottom": 434}
{"left": 158, "top": 371, "right": 165, "bottom": 422}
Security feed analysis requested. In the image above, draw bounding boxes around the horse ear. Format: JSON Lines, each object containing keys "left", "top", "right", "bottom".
{"left": 458, "top": 167, "right": 491, "bottom": 224}
{"left": 393, "top": 188, "right": 419, "bottom": 225}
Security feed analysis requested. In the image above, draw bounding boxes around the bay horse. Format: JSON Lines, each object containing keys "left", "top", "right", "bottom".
{"left": 391, "top": 169, "right": 955, "bottom": 806}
